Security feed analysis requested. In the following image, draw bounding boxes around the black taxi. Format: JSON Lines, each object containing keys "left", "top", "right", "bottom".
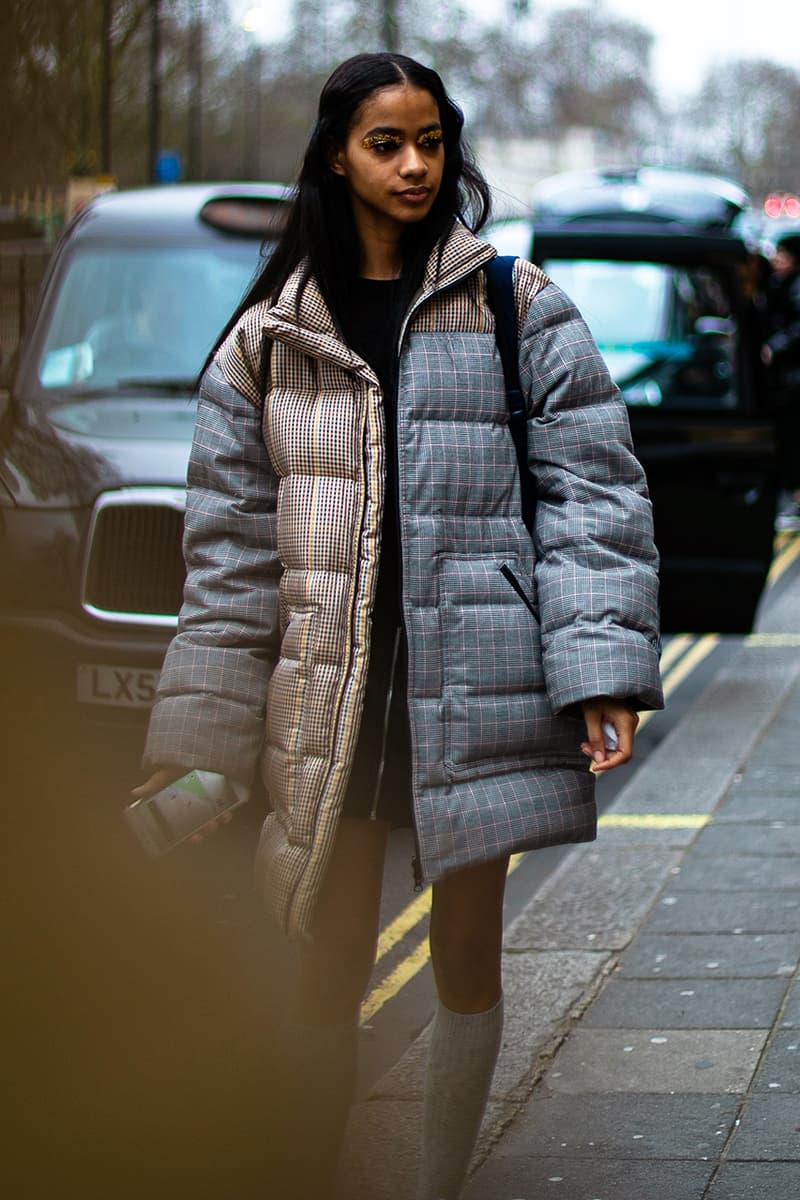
{"left": 489, "top": 166, "right": 778, "bottom": 633}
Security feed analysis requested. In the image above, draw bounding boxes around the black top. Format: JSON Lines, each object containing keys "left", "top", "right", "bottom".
{"left": 339, "top": 277, "right": 402, "bottom": 625}
{"left": 338, "top": 277, "right": 412, "bottom": 826}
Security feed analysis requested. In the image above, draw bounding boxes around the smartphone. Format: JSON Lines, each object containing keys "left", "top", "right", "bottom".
{"left": 124, "top": 770, "right": 248, "bottom": 858}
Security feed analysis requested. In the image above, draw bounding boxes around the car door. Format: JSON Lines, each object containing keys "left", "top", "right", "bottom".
{"left": 530, "top": 226, "right": 777, "bottom": 634}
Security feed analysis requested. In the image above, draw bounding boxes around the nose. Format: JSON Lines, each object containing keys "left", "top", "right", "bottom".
{"left": 398, "top": 144, "right": 428, "bottom": 178}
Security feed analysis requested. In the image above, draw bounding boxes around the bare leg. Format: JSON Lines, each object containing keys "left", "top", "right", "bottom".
{"left": 429, "top": 854, "right": 509, "bottom": 1013}
{"left": 417, "top": 856, "right": 510, "bottom": 1200}
{"left": 276, "top": 817, "right": 390, "bottom": 1200}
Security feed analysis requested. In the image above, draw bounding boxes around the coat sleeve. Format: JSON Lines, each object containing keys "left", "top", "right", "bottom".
{"left": 518, "top": 279, "right": 664, "bottom": 714}
{"left": 142, "top": 359, "right": 282, "bottom": 784}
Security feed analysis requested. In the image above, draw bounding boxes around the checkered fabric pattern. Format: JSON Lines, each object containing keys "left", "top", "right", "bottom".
{"left": 144, "top": 222, "right": 663, "bottom": 940}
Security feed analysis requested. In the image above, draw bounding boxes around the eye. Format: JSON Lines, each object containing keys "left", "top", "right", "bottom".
{"left": 418, "top": 129, "right": 443, "bottom": 151}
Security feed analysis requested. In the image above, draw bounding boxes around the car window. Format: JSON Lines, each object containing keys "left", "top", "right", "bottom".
{"left": 37, "top": 242, "right": 262, "bottom": 391}
{"left": 543, "top": 258, "right": 739, "bottom": 411}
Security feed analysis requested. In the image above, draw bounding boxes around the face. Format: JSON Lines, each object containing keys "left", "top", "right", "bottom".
{"left": 771, "top": 247, "right": 799, "bottom": 278}
{"left": 330, "top": 82, "right": 445, "bottom": 242}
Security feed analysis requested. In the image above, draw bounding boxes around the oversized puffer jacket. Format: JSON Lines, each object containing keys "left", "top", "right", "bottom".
{"left": 144, "top": 223, "right": 663, "bottom": 939}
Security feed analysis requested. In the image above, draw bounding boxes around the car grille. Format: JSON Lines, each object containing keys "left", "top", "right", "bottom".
{"left": 82, "top": 488, "right": 186, "bottom": 626}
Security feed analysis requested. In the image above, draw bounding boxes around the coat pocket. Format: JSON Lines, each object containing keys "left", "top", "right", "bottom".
{"left": 439, "top": 555, "right": 546, "bottom": 778}
{"left": 499, "top": 562, "right": 537, "bottom": 617}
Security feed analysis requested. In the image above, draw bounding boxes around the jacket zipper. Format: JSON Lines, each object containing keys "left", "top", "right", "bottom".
{"left": 369, "top": 626, "right": 401, "bottom": 820}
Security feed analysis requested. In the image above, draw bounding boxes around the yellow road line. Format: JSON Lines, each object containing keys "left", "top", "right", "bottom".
{"left": 374, "top": 888, "right": 431, "bottom": 965}
{"left": 637, "top": 633, "right": 719, "bottom": 731}
{"left": 658, "top": 633, "right": 695, "bottom": 673}
{"left": 747, "top": 632, "right": 800, "bottom": 646}
{"left": 598, "top": 813, "right": 709, "bottom": 829}
{"left": 768, "top": 532, "right": 800, "bottom": 584}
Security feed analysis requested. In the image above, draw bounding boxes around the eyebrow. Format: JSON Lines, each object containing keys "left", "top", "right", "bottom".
{"left": 362, "top": 122, "right": 442, "bottom": 137}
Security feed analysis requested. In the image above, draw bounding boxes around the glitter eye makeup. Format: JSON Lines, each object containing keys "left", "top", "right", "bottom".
{"left": 361, "top": 132, "right": 404, "bottom": 152}
{"left": 418, "top": 127, "right": 443, "bottom": 149}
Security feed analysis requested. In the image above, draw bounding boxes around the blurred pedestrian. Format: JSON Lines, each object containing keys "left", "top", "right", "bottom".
{"left": 760, "top": 232, "right": 800, "bottom": 530}
{"left": 135, "top": 52, "right": 663, "bottom": 1200}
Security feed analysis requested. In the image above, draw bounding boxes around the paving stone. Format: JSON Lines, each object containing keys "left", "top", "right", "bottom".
{"left": 728, "top": 1093, "right": 800, "bottom": 1159}
{"left": 337, "top": 1096, "right": 517, "bottom": 1200}
{"left": 644, "top": 890, "right": 800, "bottom": 934}
{"left": 504, "top": 847, "right": 681, "bottom": 951}
{"left": 464, "top": 1154, "right": 714, "bottom": 1199}
{"left": 754, "top": 1030, "right": 800, "bottom": 1093}
{"left": 670, "top": 855, "right": 800, "bottom": 892}
{"left": 782, "top": 980, "right": 800, "bottom": 1028}
{"left": 725, "top": 763, "right": 800, "bottom": 794}
{"left": 471, "top": 1093, "right": 738, "bottom": 1160}
{"left": 618, "top": 933, "right": 799, "bottom": 979}
{"left": 543, "top": 1029, "right": 767, "bottom": 1094}
{"left": 708, "top": 1162, "right": 800, "bottom": 1198}
{"left": 715, "top": 791, "right": 800, "bottom": 822}
{"left": 337, "top": 1097, "right": 419, "bottom": 1200}
{"left": 741, "top": 732, "right": 800, "bottom": 766}
{"left": 691, "top": 823, "right": 800, "bottom": 857}
{"left": 583, "top": 978, "right": 788, "bottom": 1030}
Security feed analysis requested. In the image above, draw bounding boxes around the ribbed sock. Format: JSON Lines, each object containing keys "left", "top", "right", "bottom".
{"left": 416, "top": 995, "right": 504, "bottom": 1200}
{"left": 274, "top": 1016, "right": 359, "bottom": 1200}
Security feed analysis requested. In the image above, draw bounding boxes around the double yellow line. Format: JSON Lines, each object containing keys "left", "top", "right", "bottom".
{"left": 361, "top": 629, "right": 724, "bottom": 1025}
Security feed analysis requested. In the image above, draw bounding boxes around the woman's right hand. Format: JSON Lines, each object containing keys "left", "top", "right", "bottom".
{"left": 131, "top": 768, "right": 233, "bottom": 842}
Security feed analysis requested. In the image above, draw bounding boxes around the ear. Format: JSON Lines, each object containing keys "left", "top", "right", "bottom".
{"left": 327, "top": 142, "right": 346, "bottom": 177}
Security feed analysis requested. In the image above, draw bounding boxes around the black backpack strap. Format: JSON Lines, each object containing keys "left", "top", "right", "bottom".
{"left": 485, "top": 255, "right": 535, "bottom": 535}
{"left": 259, "top": 331, "right": 271, "bottom": 407}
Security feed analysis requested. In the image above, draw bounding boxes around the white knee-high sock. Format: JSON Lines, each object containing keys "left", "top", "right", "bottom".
{"left": 416, "top": 995, "right": 504, "bottom": 1200}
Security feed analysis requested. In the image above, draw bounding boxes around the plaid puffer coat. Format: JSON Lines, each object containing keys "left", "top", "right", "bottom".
{"left": 144, "top": 223, "right": 663, "bottom": 939}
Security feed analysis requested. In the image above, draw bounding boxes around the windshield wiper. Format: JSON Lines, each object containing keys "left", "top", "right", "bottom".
{"left": 113, "top": 377, "right": 197, "bottom": 394}
{"left": 46, "top": 378, "right": 198, "bottom": 400}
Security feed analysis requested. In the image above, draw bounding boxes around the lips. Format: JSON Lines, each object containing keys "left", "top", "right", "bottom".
{"left": 397, "top": 187, "right": 431, "bottom": 198}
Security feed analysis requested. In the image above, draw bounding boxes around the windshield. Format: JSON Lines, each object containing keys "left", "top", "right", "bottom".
{"left": 36, "top": 242, "right": 263, "bottom": 393}
{"left": 543, "top": 258, "right": 739, "bottom": 410}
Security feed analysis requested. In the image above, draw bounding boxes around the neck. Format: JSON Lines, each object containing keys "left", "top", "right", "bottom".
{"left": 359, "top": 243, "right": 402, "bottom": 280}
{"left": 351, "top": 208, "right": 404, "bottom": 280}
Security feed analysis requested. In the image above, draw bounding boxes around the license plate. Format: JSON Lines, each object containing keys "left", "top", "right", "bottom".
{"left": 77, "top": 664, "right": 160, "bottom": 709}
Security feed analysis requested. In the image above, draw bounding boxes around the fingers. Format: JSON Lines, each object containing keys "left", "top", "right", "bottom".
{"left": 188, "top": 811, "right": 233, "bottom": 845}
{"left": 581, "top": 699, "right": 639, "bottom": 774}
{"left": 131, "top": 767, "right": 184, "bottom": 801}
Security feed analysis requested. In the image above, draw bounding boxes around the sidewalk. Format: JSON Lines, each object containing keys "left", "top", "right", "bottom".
{"left": 338, "top": 580, "right": 800, "bottom": 1199}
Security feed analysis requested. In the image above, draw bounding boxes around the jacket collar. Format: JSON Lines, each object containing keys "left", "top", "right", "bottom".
{"left": 260, "top": 222, "right": 497, "bottom": 376}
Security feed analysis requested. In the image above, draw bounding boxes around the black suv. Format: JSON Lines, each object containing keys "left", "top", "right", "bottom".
{"left": 0, "top": 183, "right": 288, "bottom": 750}
{"left": 489, "top": 166, "right": 778, "bottom": 633}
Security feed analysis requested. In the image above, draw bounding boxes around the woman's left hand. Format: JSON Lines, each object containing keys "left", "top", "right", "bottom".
{"left": 580, "top": 697, "right": 639, "bottom": 774}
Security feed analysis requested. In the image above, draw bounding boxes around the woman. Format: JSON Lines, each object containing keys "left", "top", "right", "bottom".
{"left": 760, "top": 233, "right": 800, "bottom": 530}
{"left": 136, "top": 52, "right": 663, "bottom": 1200}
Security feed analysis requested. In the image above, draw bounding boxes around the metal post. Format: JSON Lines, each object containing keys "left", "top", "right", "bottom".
{"left": 100, "top": 0, "right": 113, "bottom": 175}
{"left": 18, "top": 254, "right": 27, "bottom": 341}
{"left": 243, "top": 40, "right": 262, "bottom": 180}
{"left": 148, "top": 0, "right": 161, "bottom": 183}
{"left": 187, "top": 1, "right": 204, "bottom": 180}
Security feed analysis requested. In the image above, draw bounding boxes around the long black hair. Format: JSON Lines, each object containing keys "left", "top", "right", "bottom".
{"left": 209, "top": 52, "right": 492, "bottom": 359}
